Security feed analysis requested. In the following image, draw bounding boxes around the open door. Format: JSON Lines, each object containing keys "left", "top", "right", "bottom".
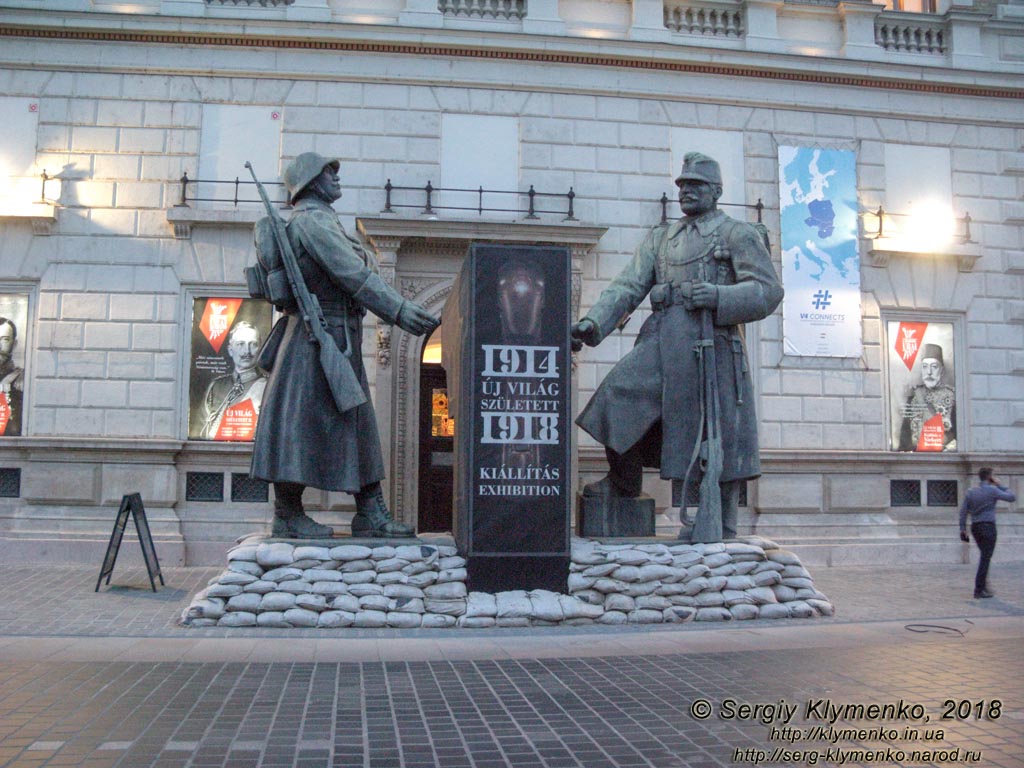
{"left": 417, "top": 342, "right": 454, "bottom": 532}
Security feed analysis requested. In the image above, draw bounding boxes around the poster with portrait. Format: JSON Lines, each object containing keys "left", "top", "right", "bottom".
{"left": 188, "top": 297, "right": 274, "bottom": 442}
{"left": 888, "top": 320, "right": 956, "bottom": 452}
{"left": 0, "top": 293, "right": 29, "bottom": 437}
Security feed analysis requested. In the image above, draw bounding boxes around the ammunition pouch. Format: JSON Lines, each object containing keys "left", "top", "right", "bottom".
{"left": 650, "top": 282, "right": 695, "bottom": 312}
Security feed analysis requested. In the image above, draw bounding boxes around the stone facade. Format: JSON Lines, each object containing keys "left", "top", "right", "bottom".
{"left": 0, "top": 0, "right": 1021, "bottom": 565}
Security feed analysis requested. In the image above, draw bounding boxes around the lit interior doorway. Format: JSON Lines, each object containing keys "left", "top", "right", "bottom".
{"left": 417, "top": 327, "right": 454, "bottom": 533}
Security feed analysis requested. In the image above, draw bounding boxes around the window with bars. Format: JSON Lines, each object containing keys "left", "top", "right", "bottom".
{"left": 927, "top": 479, "right": 958, "bottom": 507}
{"left": 0, "top": 468, "right": 20, "bottom": 498}
{"left": 186, "top": 472, "right": 224, "bottom": 502}
{"left": 232, "top": 473, "right": 269, "bottom": 503}
{"left": 890, "top": 479, "right": 921, "bottom": 506}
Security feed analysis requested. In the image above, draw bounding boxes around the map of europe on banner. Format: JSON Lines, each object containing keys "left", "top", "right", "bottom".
{"left": 779, "top": 146, "right": 861, "bottom": 357}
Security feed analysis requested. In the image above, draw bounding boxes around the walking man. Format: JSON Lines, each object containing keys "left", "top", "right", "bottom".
{"left": 959, "top": 467, "right": 1016, "bottom": 598}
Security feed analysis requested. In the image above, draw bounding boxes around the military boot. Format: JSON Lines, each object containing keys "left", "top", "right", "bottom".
{"left": 271, "top": 482, "right": 334, "bottom": 539}
{"left": 351, "top": 483, "right": 414, "bottom": 538}
{"left": 583, "top": 446, "right": 643, "bottom": 498}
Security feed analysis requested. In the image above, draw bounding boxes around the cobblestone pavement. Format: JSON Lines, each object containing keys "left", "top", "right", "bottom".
{"left": 1, "top": 562, "right": 1022, "bottom": 768}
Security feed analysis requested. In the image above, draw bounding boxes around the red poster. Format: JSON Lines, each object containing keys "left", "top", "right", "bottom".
{"left": 0, "top": 393, "right": 9, "bottom": 436}
{"left": 199, "top": 298, "right": 243, "bottom": 354}
{"left": 214, "top": 398, "right": 258, "bottom": 441}
{"left": 894, "top": 321, "right": 929, "bottom": 371}
{"left": 917, "top": 413, "right": 945, "bottom": 452}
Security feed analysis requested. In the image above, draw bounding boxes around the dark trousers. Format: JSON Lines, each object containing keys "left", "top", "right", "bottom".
{"left": 971, "top": 521, "right": 997, "bottom": 593}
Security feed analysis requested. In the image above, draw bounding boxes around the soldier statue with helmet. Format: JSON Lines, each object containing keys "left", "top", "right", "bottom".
{"left": 250, "top": 152, "right": 439, "bottom": 539}
{"left": 571, "top": 152, "right": 783, "bottom": 543}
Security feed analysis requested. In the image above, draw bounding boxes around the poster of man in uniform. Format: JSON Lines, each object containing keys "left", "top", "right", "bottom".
{"left": 0, "top": 294, "right": 29, "bottom": 437}
{"left": 888, "top": 320, "right": 956, "bottom": 452}
{"left": 188, "top": 297, "right": 273, "bottom": 441}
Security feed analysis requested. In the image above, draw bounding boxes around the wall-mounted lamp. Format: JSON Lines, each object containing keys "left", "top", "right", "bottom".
{"left": 863, "top": 203, "right": 975, "bottom": 248}
{"left": 39, "top": 170, "right": 58, "bottom": 204}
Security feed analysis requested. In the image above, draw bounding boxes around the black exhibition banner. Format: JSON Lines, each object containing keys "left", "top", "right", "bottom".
{"left": 444, "top": 243, "right": 571, "bottom": 592}
{"left": 472, "top": 244, "right": 571, "bottom": 553}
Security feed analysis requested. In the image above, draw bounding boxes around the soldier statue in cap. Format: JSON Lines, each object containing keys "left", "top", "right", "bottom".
{"left": 898, "top": 342, "right": 956, "bottom": 451}
{"left": 251, "top": 152, "right": 439, "bottom": 538}
{"left": 571, "top": 152, "right": 783, "bottom": 542}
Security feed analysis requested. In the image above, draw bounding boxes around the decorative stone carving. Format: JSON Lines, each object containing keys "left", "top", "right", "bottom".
{"left": 377, "top": 325, "right": 392, "bottom": 368}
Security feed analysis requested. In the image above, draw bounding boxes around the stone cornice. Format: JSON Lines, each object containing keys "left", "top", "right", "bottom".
{"left": 0, "top": 203, "right": 57, "bottom": 235}
{"left": 0, "top": 436, "right": 258, "bottom": 461}
{"left": 1, "top": 16, "right": 1022, "bottom": 99}
{"left": 865, "top": 237, "right": 983, "bottom": 273}
{"left": 0, "top": 436, "right": 186, "bottom": 461}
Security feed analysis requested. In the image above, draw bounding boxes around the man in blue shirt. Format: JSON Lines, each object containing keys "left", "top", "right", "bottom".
{"left": 959, "top": 467, "right": 1016, "bottom": 598}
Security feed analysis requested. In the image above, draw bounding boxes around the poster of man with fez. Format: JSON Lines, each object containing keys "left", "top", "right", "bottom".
{"left": 888, "top": 320, "right": 957, "bottom": 452}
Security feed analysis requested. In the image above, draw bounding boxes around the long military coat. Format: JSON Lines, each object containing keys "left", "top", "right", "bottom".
{"left": 576, "top": 209, "right": 783, "bottom": 483}
{"left": 250, "top": 197, "right": 406, "bottom": 493}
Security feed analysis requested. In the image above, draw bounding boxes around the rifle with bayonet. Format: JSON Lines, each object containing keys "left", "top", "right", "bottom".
{"left": 679, "top": 238, "right": 725, "bottom": 543}
{"left": 245, "top": 161, "right": 367, "bottom": 415}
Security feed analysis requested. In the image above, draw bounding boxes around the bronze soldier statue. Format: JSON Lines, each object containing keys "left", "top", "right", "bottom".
{"left": 251, "top": 152, "right": 439, "bottom": 538}
{"left": 571, "top": 152, "right": 783, "bottom": 542}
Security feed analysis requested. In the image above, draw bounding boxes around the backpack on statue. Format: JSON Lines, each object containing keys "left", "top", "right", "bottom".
{"left": 246, "top": 216, "right": 298, "bottom": 312}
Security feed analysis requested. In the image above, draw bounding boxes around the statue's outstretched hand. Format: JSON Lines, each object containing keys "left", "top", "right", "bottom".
{"left": 397, "top": 302, "right": 440, "bottom": 336}
{"left": 570, "top": 318, "right": 599, "bottom": 351}
{"left": 691, "top": 282, "right": 719, "bottom": 309}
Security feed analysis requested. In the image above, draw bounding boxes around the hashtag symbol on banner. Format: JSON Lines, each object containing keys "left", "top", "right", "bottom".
{"left": 812, "top": 290, "right": 832, "bottom": 310}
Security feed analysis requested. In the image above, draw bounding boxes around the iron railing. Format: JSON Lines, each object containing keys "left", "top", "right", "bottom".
{"left": 383, "top": 180, "right": 577, "bottom": 221}
{"left": 175, "top": 172, "right": 289, "bottom": 208}
{"left": 658, "top": 193, "right": 766, "bottom": 224}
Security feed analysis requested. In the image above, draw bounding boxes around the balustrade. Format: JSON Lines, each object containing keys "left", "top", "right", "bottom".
{"left": 205, "top": 0, "right": 295, "bottom": 5}
{"left": 438, "top": 0, "right": 527, "bottom": 20}
{"left": 664, "top": 1, "right": 744, "bottom": 38}
{"left": 874, "top": 16, "right": 946, "bottom": 54}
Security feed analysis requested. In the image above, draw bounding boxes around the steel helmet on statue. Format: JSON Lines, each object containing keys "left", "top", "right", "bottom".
{"left": 283, "top": 152, "right": 341, "bottom": 205}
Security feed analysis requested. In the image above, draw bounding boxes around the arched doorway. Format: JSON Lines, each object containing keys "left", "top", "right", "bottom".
{"left": 417, "top": 327, "right": 454, "bottom": 532}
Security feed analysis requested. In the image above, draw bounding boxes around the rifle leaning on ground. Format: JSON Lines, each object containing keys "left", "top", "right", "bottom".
{"left": 245, "top": 161, "right": 367, "bottom": 414}
{"left": 679, "top": 238, "right": 725, "bottom": 543}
